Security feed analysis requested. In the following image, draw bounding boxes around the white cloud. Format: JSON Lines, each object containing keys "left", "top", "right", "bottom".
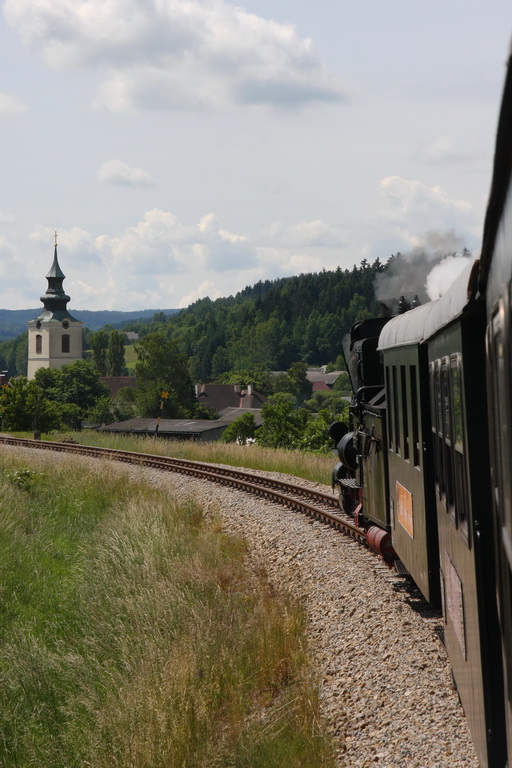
{"left": 413, "top": 135, "right": 473, "bottom": 165}
{"left": 0, "top": 92, "right": 27, "bottom": 118}
{"left": 379, "top": 176, "right": 473, "bottom": 219}
{"left": 39, "top": 210, "right": 260, "bottom": 300}
{"left": 264, "top": 219, "right": 344, "bottom": 247}
{"left": 97, "top": 159, "right": 154, "bottom": 187}
{"left": 376, "top": 176, "right": 478, "bottom": 253}
{"left": 30, "top": 224, "right": 102, "bottom": 264}
{"left": 104, "top": 210, "right": 185, "bottom": 274}
{"left": 19, "top": 210, "right": 329, "bottom": 309}
{"left": 178, "top": 280, "right": 222, "bottom": 308}
{"left": 0, "top": 189, "right": 482, "bottom": 311}
{"left": 4, "top": 0, "right": 344, "bottom": 111}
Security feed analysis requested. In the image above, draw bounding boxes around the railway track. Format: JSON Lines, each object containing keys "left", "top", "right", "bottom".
{"left": 0, "top": 435, "right": 366, "bottom": 542}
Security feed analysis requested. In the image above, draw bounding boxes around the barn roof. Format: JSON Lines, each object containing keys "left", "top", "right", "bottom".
{"left": 98, "top": 418, "right": 227, "bottom": 437}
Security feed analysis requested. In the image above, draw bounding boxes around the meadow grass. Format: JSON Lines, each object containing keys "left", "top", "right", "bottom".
{"left": 37, "top": 430, "right": 336, "bottom": 487}
{"left": 0, "top": 451, "right": 336, "bottom": 767}
{"left": 124, "top": 343, "right": 137, "bottom": 370}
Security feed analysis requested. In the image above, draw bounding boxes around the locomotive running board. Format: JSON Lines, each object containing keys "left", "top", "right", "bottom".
{"left": 339, "top": 477, "right": 361, "bottom": 490}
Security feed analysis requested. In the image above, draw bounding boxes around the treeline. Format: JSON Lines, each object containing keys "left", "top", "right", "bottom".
{"left": 0, "top": 259, "right": 385, "bottom": 379}
{"left": 119, "top": 258, "right": 386, "bottom": 381}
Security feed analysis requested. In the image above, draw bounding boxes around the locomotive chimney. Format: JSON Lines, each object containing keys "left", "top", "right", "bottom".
{"left": 398, "top": 296, "right": 411, "bottom": 314}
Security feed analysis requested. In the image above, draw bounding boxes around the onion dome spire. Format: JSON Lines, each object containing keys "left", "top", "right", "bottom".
{"left": 40, "top": 231, "right": 71, "bottom": 313}
{"left": 34, "top": 231, "right": 78, "bottom": 322}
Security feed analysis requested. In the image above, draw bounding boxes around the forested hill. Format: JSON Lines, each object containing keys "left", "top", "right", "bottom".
{"left": 119, "top": 258, "right": 387, "bottom": 381}
{"left": 0, "top": 308, "right": 178, "bottom": 341}
{"left": 0, "top": 259, "right": 389, "bottom": 378}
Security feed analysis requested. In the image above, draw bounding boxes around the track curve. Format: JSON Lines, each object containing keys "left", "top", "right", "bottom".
{"left": 0, "top": 436, "right": 366, "bottom": 542}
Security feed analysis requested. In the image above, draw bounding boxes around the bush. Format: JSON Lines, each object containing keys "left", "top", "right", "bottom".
{"left": 220, "top": 412, "right": 258, "bottom": 444}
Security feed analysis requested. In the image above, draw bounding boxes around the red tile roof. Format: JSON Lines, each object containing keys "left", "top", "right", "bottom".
{"left": 195, "top": 384, "right": 267, "bottom": 412}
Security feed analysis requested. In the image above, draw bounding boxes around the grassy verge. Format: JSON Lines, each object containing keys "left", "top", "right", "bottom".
{"left": 0, "top": 452, "right": 336, "bottom": 767}
{"left": 28, "top": 430, "right": 335, "bottom": 486}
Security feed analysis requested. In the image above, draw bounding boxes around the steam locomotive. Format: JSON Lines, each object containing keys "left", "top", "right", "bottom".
{"left": 329, "top": 43, "right": 512, "bottom": 768}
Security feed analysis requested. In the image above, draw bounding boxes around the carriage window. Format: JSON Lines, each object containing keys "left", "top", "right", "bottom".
{"left": 451, "top": 358, "right": 463, "bottom": 447}
{"left": 489, "top": 307, "right": 512, "bottom": 693}
{"left": 441, "top": 359, "right": 452, "bottom": 440}
{"left": 392, "top": 366, "right": 400, "bottom": 455}
{"left": 386, "top": 366, "right": 393, "bottom": 451}
{"left": 410, "top": 365, "right": 420, "bottom": 467}
{"left": 441, "top": 359, "right": 455, "bottom": 518}
{"left": 36, "top": 334, "right": 42, "bottom": 354}
{"left": 492, "top": 312, "right": 512, "bottom": 566}
{"left": 435, "top": 360, "right": 442, "bottom": 427}
{"left": 62, "top": 334, "right": 70, "bottom": 353}
{"left": 401, "top": 366, "right": 409, "bottom": 461}
{"left": 430, "top": 361, "right": 444, "bottom": 499}
{"left": 429, "top": 361, "right": 438, "bottom": 435}
{"left": 451, "top": 355, "right": 468, "bottom": 543}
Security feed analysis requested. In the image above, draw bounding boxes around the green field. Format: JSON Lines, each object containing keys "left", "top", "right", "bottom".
{"left": 123, "top": 342, "right": 137, "bottom": 370}
{"left": 83, "top": 343, "right": 137, "bottom": 370}
{"left": 0, "top": 450, "right": 336, "bottom": 767}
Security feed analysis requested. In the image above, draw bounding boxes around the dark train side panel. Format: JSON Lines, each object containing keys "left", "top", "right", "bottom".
{"left": 480, "top": 46, "right": 512, "bottom": 763}
{"left": 427, "top": 310, "right": 506, "bottom": 768}
{"left": 380, "top": 343, "right": 439, "bottom": 603}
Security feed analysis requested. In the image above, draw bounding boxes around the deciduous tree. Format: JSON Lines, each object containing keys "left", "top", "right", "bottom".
{"left": 220, "top": 412, "right": 257, "bottom": 444}
{"left": 134, "top": 331, "right": 195, "bottom": 417}
{"left": 89, "top": 329, "right": 109, "bottom": 374}
{"left": 257, "top": 393, "right": 309, "bottom": 450}
{"left": 2, "top": 377, "right": 61, "bottom": 432}
{"left": 34, "top": 360, "right": 109, "bottom": 428}
{"left": 107, "top": 331, "right": 126, "bottom": 376}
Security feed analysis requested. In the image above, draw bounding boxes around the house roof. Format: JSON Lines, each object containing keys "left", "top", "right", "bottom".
{"left": 196, "top": 384, "right": 267, "bottom": 412}
{"left": 100, "top": 376, "right": 137, "bottom": 397}
{"left": 98, "top": 418, "right": 227, "bottom": 436}
{"left": 312, "top": 381, "right": 331, "bottom": 392}
{"left": 218, "top": 407, "right": 264, "bottom": 426}
{"left": 306, "top": 369, "right": 342, "bottom": 384}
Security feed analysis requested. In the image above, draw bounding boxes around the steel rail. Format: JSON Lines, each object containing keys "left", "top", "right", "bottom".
{"left": 0, "top": 436, "right": 366, "bottom": 541}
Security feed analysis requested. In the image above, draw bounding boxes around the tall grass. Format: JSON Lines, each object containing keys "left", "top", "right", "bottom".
{"left": 39, "top": 430, "right": 336, "bottom": 486}
{"left": 0, "top": 452, "right": 336, "bottom": 767}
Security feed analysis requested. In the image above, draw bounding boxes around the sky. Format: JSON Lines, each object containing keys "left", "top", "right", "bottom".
{"left": 0, "top": 0, "right": 511, "bottom": 311}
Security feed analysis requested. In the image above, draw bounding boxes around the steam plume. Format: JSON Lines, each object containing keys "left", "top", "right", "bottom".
{"left": 374, "top": 229, "right": 472, "bottom": 305}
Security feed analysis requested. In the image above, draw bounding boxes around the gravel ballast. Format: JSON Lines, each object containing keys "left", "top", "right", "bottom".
{"left": 0, "top": 444, "right": 478, "bottom": 767}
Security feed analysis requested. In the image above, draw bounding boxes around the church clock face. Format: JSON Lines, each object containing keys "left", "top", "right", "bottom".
{"left": 62, "top": 320, "right": 69, "bottom": 329}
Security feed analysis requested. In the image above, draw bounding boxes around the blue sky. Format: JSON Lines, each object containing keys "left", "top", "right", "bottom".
{"left": 0, "top": 0, "right": 510, "bottom": 310}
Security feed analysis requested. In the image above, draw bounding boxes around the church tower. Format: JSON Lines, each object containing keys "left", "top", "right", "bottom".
{"left": 27, "top": 233, "right": 83, "bottom": 379}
